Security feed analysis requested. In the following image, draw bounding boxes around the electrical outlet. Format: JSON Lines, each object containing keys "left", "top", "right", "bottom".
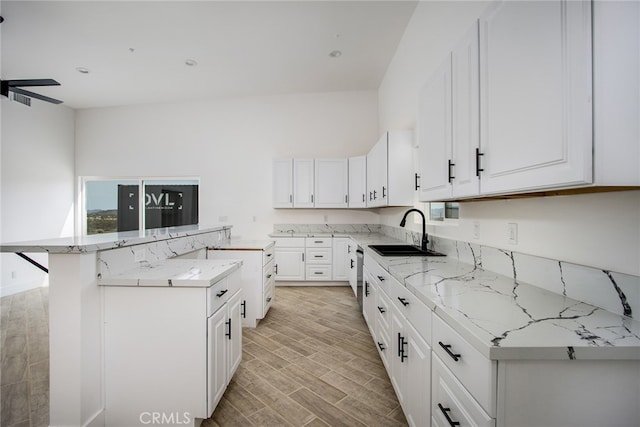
{"left": 473, "top": 221, "right": 480, "bottom": 239}
{"left": 508, "top": 223, "right": 518, "bottom": 245}
{"left": 134, "top": 249, "right": 146, "bottom": 262}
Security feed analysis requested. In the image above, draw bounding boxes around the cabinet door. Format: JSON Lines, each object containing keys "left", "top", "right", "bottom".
{"left": 417, "top": 55, "right": 453, "bottom": 202}
{"left": 348, "top": 156, "right": 367, "bottom": 208}
{"left": 273, "top": 158, "right": 293, "bottom": 208}
{"left": 207, "top": 307, "right": 228, "bottom": 415}
{"left": 386, "top": 130, "right": 415, "bottom": 206}
{"left": 227, "top": 291, "right": 243, "bottom": 377}
{"left": 274, "top": 247, "right": 305, "bottom": 281}
{"left": 348, "top": 251, "right": 358, "bottom": 297}
{"left": 332, "top": 238, "right": 350, "bottom": 282}
{"left": 293, "top": 158, "right": 315, "bottom": 207}
{"left": 405, "top": 322, "right": 431, "bottom": 427}
{"left": 362, "top": 269, "right": 377, "bottom": 340}
{"left": 367, "top": 134, "right": 388, "bottom": 207}
{"left": 390, "top": 305, "right": 408, "bottom": 406}
{"left": 451, "top": 20, "right": 480, "bottom": 198}
{"left": 315, "top": 159, "right": 348, "bottom": 208}
{"left": 479, "top": 0, "right": 592, "bottom": 194}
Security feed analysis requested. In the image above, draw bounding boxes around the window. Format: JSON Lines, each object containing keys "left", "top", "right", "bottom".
{"left": 82, "top": 178, "right": 199, "bottom": 235}
{"left": 429, "top": 202, "right": 459, "bottom": 221}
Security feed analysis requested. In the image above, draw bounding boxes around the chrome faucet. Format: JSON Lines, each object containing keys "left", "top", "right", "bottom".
{"left": 399, "top": 208, "right": 428, "bottom": 251}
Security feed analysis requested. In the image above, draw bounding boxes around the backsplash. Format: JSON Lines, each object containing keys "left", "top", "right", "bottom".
{"left": 273, "top": 223, "right": 381, "bottom": 234}
{"left": 380, "top": 224, "right": 639, "bottom": 319}
{"left": 97, "top": 228, "right": 231, "bottom": 279}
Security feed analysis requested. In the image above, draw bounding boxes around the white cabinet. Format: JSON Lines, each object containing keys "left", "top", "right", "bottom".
{"left": 207, "top": 289, "right": 242, "bottom": 414}
{"left": 348, "top": 156, "right": 367, "bottom": 208}
{"left": 332, "top": 237, "right": 350, "bottom": 282}
{"left": 104, "top": 271, "right": 242, "bottom": 426}
{"left": 208, "top": 243, "right": 275, "bottom": 328}
{"left": 478, "top": 0, "right": 593, "bottom": 194}
{"left": 367, "top": 131, "right": 414, "bottom": 207}
{"left": 315, "top": 158, "right": 348, "bottom": 208}
{"left": 272, "top": 158, "right": 293, "bottom": 208}
{"left": 274, "top": 238, "right": 305, "bottom": 281}
{"left": 347, "top": 241, "right": 358, "bottom": 296}
{"left": 305, "top": 237, "right": 332, "bottom": 281}
{"left": 293, "top": 158, "right": 315, "bottom": 207}
{"left": 362, "top": 267, "right": 378, "bottom": 341}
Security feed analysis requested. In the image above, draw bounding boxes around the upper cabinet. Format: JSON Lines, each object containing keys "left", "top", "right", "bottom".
{"left": 314, "top": 159, "right": 348, "bottom": 209}
{"left": 272, "top": 158, "right": 293, "bottom": 208}
{"left": 367, "top": 131, "right": 414, "bottom": 207}
{"left": 419, "top": 0, "right": 639, "bottom": 202}
{"left": 348, "top": 156, "right": 367, "bottom": 208}
{"left": 293, "top": 158, "right": 315, "bottom": 208}
{"left": 417, "top": 21, "right": 480, "bottom": 202}
{"left": 478, "top": 0, "right": 593, "bottom": 194}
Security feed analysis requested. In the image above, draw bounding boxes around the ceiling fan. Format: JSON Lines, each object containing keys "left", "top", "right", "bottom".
{"left": 1, "top": 79, "right": 64, "bottom": 105}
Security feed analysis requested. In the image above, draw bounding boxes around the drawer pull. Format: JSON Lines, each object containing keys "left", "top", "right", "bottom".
{"left": 314, "top": 240, "right": 323, "bottom": 244}
{"left": 377, "top": 342, "right": 386, "bottom": 352}
{"left": 266, "top": 297, "right": 272, "bottom": 303}
{"left": 266, "top": 274, "right": 272, "bottom": 279}
{"left": 314, "top": 255, "right": 323, "bottom": 258}
{"left": 438, "top": 403, "right": 460, "bottom": 427}
{"left": 266, "top": 253, "right": 273, "bottom": 257}
{"left": 216, "top": 289, "right": 228, "bottom": 298}
{"left": 314, "top": 272, "right": 323, "bottom": 275}
{"left": 377, "top": 306, "right": 386, "bottom": 314}
{"left": 377, "top": 275, "right": 385, "bottom": 282}
{"left": 398, "top": 333, "right": 408, "bottom": 362}
{"left": 241, "top": 301, "right": 246, "bottom": 318}
{"left": 364, "top": 281, "right": 370, "bottom": 297}
{"left": 225, "top": 319, "right": 232, "bottom": 340}
{"left": 439, "top": 341, "right": 461, "bottom": 362}
{"left": 350, "top": 259, "right": 354, "bottom": 269}
{"left": 397, "top": 297, "right": 409, "bottom": 306}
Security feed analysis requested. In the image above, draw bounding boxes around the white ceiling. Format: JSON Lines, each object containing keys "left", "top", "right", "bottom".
{"left": 1, "top": 1, "right": 417, "bottom": 109}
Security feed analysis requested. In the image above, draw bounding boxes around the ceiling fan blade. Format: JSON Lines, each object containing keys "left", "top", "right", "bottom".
{"left": 4, "top": 79, "right": 61, "bottom": 88}
{"left": 10, "top": 87, "right": 63, "bottom": 105}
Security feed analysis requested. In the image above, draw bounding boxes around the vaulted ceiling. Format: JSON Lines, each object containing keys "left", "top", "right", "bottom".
{"left": 1, "top": 1, "right": 417, "bottom": 109}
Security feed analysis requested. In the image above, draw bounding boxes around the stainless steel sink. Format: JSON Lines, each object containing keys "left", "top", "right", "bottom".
{"left": 368, "top": 244, "right": 445, "bottom": 257}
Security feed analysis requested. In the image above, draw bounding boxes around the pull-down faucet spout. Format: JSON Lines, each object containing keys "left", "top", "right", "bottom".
{"left": 399, "top": 208, "right": 428, "bottom": 251}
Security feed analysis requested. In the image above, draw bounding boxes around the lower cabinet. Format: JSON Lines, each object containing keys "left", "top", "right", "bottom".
{"left": 366, "top": 257, "right": 431, "bottom": 427}
{"left": 104, "top": 272, "right": 242, "bottom": 426}
{"left": 273, "top": 238, "right": 306, "bottom": 281}
{"left": 208, "top": 244, "right": 275, "bottom": 328}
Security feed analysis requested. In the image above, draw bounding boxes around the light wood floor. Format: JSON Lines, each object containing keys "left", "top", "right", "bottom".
{"left": 0, "top": 286, "right": 405, "bottom": 427}
{"left": 205, "top": 286, "right": 407, "bottom": 427}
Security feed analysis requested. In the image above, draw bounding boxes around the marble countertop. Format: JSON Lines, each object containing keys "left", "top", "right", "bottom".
{"left": 277, "top": 230, "right": 640, "bottom": 360}
{"left": 212, "top": 239, "right": 275, "bottom": 251}
{"left": 0, "top": 224, "right": 231, "bottom": 254}
{"left": 365, "top": 249, "right": 640, "bottom": 361}
{"left": 98, "top": 258, "right": 242, "bottom": 287}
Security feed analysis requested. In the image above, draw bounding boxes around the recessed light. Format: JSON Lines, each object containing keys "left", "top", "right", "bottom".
{"left": 329, "top": 50, "right": 342, "bottom": 58}
{"left": 185, "top": 59, "right": 198, "bottom": 67}
{"left": 76, "top": 67, "right": 90, "bottom": 74}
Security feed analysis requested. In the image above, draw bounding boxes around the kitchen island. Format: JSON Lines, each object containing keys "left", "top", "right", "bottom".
{"left": 0, "top": 224, "right": 234, "bottom": 427}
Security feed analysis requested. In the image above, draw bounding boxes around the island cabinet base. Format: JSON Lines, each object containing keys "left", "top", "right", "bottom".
{"left": 103, "top": 272, "right": 241, "bottom": 427}
{"left": 495, "top": 359, "right": 640, "bottom": 427}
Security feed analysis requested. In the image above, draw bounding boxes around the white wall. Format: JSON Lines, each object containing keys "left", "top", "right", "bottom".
{"left": 75, "top": 91, "right": 381, "bottom": 240}
{"left": 0, "top": 98, "right": 76, "bottom": 296}
{"left": 378, "top": 0, "right": 640, "bottom": 277}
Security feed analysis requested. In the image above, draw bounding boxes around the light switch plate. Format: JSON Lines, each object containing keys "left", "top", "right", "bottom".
{"left": 473, "top": 221, "right": 480, "bottom": 239}
{"left": 508, "top": 223, "right": 518, "bottom": 245}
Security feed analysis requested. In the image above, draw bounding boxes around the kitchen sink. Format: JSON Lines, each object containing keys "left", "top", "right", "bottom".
{"left": 368, "top": 244, "right": 445, "bottom": 257}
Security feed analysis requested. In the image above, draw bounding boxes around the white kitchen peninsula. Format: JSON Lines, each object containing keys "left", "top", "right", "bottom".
{"left": 0, "top": 224, "right": 234, "bottom": 427}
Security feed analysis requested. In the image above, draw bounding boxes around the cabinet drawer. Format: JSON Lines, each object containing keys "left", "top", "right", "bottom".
{"left": 432, "top": 355, "right": 495, "bottom": 427}
{"left": 305, "top": 265, "right": 332, "bottom": 280}
{"left": 388, "top": 277, "right": 431, "bottom": 345}
{"left": 274, "top": 237, "right": 305, "bottom": 248}
{"left": 263, "top": 262, "right": 275, "bottom": 283}
{"left": 305, "top": 247, "right": 332, "bottom": 264}
{"left": 433, "top": 314, "right": 497, "bottom": 416}
{"left": 376, "top": 289, "right": 391, "bottom": 336}
{"left": 375, "top": 320, "right": 391, "bottom": 372}
{"left": 305, "top": 237, "right": 332, "bottom": 248}
{"left": 263, "top": 245, "right": 275, "bottom": 265}
{"left": 264, "top": 280, "right": 274, "bottom": 313}
{"left": 365, "top": 255, "right": 391, "bottom": 293}
{"left": 206, "top": 277, "right": 231, "bottom": 317}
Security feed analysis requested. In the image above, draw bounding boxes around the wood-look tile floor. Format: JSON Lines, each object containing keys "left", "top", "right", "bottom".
{"left": 205, "top": 286, "right": 407, "bottom": 427}
{"left": 0, "top": 286, "right": 405, "bottom": 427}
